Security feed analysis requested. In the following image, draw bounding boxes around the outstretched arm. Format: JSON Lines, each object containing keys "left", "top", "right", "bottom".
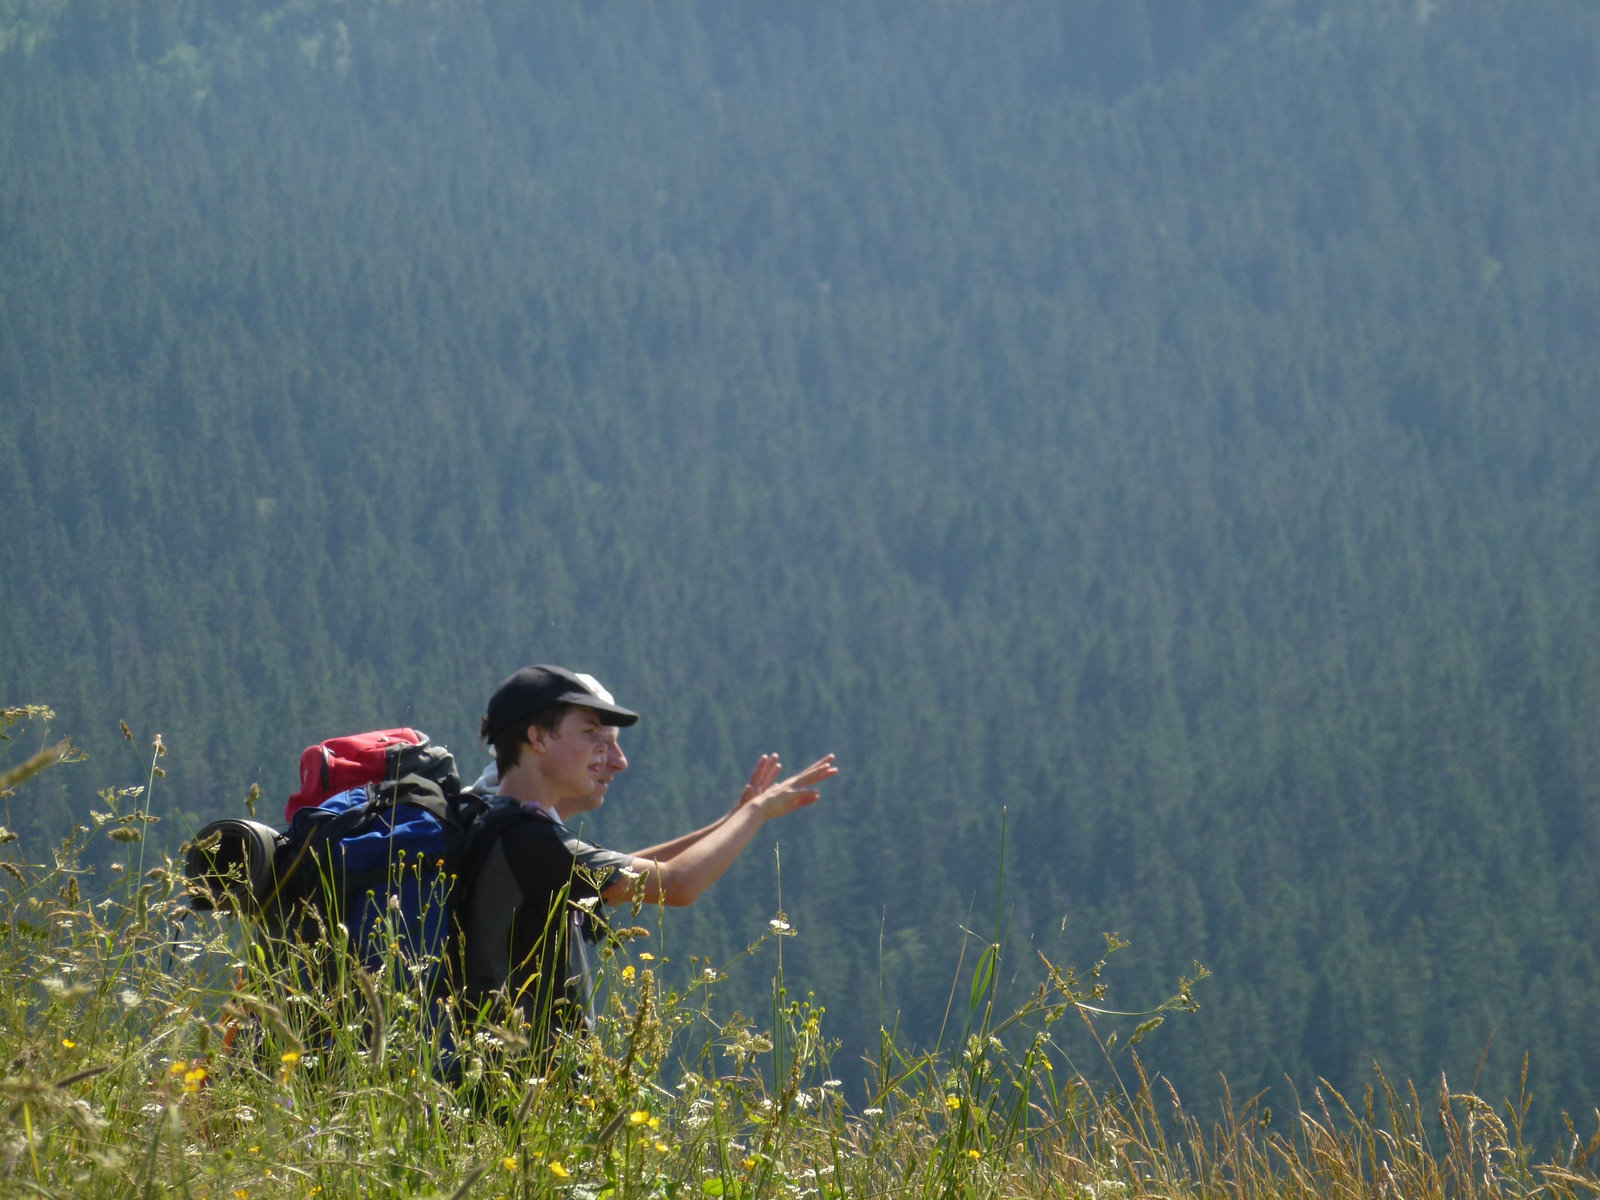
{"left": 628, "top": 754, "right": 782, "bottom": 862}
{"left": 605, "top": 754, "right": 837, "bottom": 907}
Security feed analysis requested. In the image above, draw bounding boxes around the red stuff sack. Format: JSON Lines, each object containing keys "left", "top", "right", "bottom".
{"left": 284, "top": 728, "right": 432, "bottom": 820}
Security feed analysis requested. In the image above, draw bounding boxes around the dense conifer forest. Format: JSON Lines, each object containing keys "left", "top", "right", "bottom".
{"left": 3, "top": 0, "right": 1597, "bottom": 1150}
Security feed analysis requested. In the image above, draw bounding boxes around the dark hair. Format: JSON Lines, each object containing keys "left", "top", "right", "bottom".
{"left": 481, "top": 703, "right": 573, "bottom": 776}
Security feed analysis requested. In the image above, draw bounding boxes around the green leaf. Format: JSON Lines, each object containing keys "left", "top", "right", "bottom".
{"left": 968, "top": 943, "right": 998, "bottom": 1014}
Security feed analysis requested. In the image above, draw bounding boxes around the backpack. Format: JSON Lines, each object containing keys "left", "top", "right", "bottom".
{"left": 184, "top": 731, "right": 491, "bottom": 990}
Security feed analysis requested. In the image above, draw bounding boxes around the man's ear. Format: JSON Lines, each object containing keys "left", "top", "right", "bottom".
{"left": 525, "top": 723, "right": 549, "bottom": 754}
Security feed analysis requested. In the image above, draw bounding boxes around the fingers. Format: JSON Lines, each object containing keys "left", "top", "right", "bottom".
{"left": 779, "top": 754, "right": 838, "bottom": 790}
{"left": 760, "top": 754, "right": 838, "bottom": 814}
{"left": 737, "top": 753, "right": 783, "bottom": 808}
{"left": 755, "top": 753, "right": 782, "bottom": 791}
{"left": 741, "top": 753, "right": 838, "bottom": 821}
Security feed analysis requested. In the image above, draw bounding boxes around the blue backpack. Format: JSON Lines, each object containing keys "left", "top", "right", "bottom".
{"left": 186, "top": 737, "right": 492, "bottom": 992}
{"left": 278, "top": 776, "right": 488, "bottom": 980}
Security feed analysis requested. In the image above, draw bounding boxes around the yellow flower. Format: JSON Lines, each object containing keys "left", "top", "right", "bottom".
{"left": 621, "top": 965, "right": 636, "bottom": 982}
{"left": 638, "top": 952, "right": 655, "bottom": 961}
{"left": 653, "top": 1141, "right": 668, "bottom": 1153}
{"left": 966, "top": 1149, "right": 981, "bottom": 1159}
{"left": 183, "top": 1066, "right": 208, "bottom": 1093}
{"left": 234, "top": 1190, "right": 249, "bottom": 1199}
{"left": 629, "top": 1110, "right": 650, "bottom": 1126}
{"left": 648, "top": 1116, "right": 661, "bottom": 1131}
{"left": 61, "top": 1038, "right": 76, "bottom": 1049}
{"left": 549, "top": 1161, "right": 569, "bottom": 1179}
{"left": 277, "top": 1049, "right": 302, "bottom": 1085}
{"left": 502, "top": 1156, "right": 518, "bottom": 1171}
{"left": 170, "top": 1062, "right": 187, "bottom": 1078}
{"left": 945, "top": 1094, "right": 962, "bottom": 1110}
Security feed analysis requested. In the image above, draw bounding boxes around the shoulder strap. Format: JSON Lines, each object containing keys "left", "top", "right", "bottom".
{"left": 441, "top": 798, "right": 538, "bottom": 988}
{"left": 455, "top": 798, "right": 532, "bottom": 877}
{"left": 449, "top": 799, "right": 539, "bottom": 923}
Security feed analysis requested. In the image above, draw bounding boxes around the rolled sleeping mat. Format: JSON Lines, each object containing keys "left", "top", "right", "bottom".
{"left": 184, "top": 819, "right": 281, "bottom": 911}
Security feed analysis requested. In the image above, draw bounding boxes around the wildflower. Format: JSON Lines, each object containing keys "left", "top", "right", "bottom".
{"left": 622, "top": 965, "right": 636, "bottom": 982}
{"left": 966, "top": 1149, "right": 981, "bottom": 1160}
{"left": 863, "top": 1107, "right": 884, "bottom": 1117}
{"left": 183, "top": 1066, "right": 208, "bottom": 1094}
{"left": 648, "top": 1116, "right": 661, "bottom": 1131}
{"left": 945, "top": 1094, "right": 962, "bottom": 1111}
{"left": 769, "top": 918, "right": 791, "bottom": 932}
{"left": 280, "top": 1050, "right": 302, "bottom": 1066}
{"left": 629, "top": 1110, "right": 650, "bottom": 1125}
{"left": 502, "top": 1157, "right": 518, "bottom": 1171}
{"left": 61, "top": 1038, "right": 76, "bottom": 1049}
{"left": 638, "top": 952, "right": 655, "bottom": 961}
{"left": 653, "top": 1141, "right": 668, "bottom": 1153}
{"left": 549, "top": 1161, "right": 569, "bottom": 1179}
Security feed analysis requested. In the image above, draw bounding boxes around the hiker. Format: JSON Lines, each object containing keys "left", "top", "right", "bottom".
{"left": 458, "top": 665, "right": 837, "bottom": 1041}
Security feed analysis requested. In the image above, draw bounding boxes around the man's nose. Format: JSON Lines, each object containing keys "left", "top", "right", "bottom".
{"left": 608, "top": 744, "right": 629, "bottom": 772}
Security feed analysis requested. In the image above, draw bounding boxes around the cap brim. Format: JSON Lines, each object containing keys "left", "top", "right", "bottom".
{"left": 558, "top": 692, "right": 640, "bottom": 726}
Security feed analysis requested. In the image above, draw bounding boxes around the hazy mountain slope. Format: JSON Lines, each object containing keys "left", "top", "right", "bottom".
{"left": 3, "top": 0, "right": 1597, "bottom": 1144}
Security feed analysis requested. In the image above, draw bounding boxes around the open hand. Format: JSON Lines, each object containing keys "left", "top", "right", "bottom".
{"left": 750, "top": 754, "right": 838, "bottom": 820}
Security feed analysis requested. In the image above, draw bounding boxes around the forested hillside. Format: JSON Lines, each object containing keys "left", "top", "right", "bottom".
{"left": 3, "top": 0, "right": 1598, "bottom": 1149}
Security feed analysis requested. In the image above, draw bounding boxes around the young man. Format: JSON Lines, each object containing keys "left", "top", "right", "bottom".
{"left": 458, "top": 664, "right": 836, "bottom": 1039}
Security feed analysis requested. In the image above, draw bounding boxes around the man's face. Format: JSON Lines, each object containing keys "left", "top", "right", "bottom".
{"left": 536, "top": 706, "right": 617, "bottom": 804}
{"left": 545, "top": 708, "right": 628, "bottom": 815}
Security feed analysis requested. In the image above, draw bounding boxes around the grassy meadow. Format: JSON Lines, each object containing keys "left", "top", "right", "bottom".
{"left": 2, "top": 706, "right": 1597, "bottom": 1200}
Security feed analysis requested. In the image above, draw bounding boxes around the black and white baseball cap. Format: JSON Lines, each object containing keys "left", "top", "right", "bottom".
{"left": 485, "top": 664, "right": 640, "bottom": 741}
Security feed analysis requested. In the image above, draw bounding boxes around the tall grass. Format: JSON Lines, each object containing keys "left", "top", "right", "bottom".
{"left": 2, "top": 708, "right": 1598, "bottom": 1199}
